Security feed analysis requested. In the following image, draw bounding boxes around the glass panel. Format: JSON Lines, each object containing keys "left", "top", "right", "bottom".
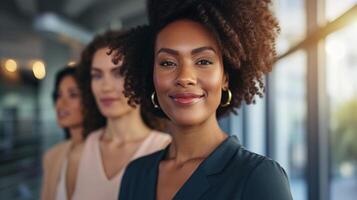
{"left": 326, "top": 22, "right": 357, "bottom": 200}
{"left": 244, "top": 98, "right": 266, "bottom": 156}
{"left": 274, "top": 51, "right": 307, "bottom": 200}
{"left": 227, "top": 108, "right": 244, "bottom": 141}
{"left": 326, "top": 0, "right": 357, "bottom": 22}
{"left": 0, "top": 85, "right": 43, "bottom": 200}
{"left": 273, "top": 0, "right": 306, "bottom": 54}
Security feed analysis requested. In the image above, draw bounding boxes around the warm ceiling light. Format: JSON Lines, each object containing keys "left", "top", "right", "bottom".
{"left": 4, "top": 59, "right": 17, "bottom": 72}
{"left": 67, "top": 61, "right": 77, "bottom": 67}
{"left": 32, "top": 61, "right": 46, "bottom": 80}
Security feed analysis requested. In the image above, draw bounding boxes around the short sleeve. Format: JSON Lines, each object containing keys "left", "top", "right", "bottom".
{"left": 242, "top": 159, "right": 293, "bottom": 200}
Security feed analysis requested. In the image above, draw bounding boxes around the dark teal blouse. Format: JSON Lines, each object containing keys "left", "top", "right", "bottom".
{"left": 119, "top": 136, "right": 293, "bottom": 200}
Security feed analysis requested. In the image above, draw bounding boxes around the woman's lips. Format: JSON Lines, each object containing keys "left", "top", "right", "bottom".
{"left": 57, "top": 110, "right": 70, "bottom": 119}
{"left": 100, "top": 97, "right": 119, "bottom": 107}
{"left": 169, "top": 93, "right": 204, "bottom": 105}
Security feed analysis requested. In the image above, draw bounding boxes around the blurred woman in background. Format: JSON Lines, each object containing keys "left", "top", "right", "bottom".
{"left": 72, "top": 30, "right": 170, "bottom": 200}
{"left": 41, "top": 65, "right": 84, "bottom": 200}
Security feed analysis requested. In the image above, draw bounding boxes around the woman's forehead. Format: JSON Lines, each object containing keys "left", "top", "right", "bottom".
{"left": 155, "top": 19, "right": 220, "bottom": 53}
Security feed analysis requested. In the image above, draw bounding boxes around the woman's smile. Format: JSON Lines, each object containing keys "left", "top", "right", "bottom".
{"left": 169, "top": 92, "right": 205, "bottom": 106}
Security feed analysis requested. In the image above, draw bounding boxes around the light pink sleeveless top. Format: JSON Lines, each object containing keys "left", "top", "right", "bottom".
{"left": 72, "top": 129, "right": 171, "bottom": 200}
{"left": 55, "top": 159, "right": 67, "bottom": 200}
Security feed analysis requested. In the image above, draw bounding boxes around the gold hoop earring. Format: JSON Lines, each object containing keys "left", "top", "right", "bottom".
{"left": 151, "top": 92, "right": 159, "bottom": 108}
{"left": 221, "top": 89, "right": 232, "bottom": 107}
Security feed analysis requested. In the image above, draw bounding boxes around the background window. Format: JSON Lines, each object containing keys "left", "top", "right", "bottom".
{"left": 273, "top": 0, "right": 306, "bottom": 54}
{"left": 326, "top": 0, "right": 357, "bottom": 21}
{"left": 274, "top": 51, "right": 307, "bottom": 200}
{"left": 326, "top": 22, "right": 357, "bottom": 200}
{"left": 244, "top": 99, "right": 266, "bottom": 156}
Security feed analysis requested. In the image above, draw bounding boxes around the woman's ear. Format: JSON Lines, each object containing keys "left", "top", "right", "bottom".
{"left": 222, "top": 72, "right": 229, "bottom": 90}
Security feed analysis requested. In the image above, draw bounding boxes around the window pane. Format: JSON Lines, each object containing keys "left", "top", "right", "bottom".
{"left": 326, "top": 22, "right": 357, "bottom": 200}
{"left": 273, "top": 0, "right": 306, "bottom": 54}
{"left": 244, "top": 98, "right": 266, "bottom": 156}
{"left": 274, "top": 51, "right": 307, "bottom": 200}
{"left": 0, "top": 86, "right": 43, "bottom": 199}
{"left": 326, "top": 0, "right": 357, "bottom": 21}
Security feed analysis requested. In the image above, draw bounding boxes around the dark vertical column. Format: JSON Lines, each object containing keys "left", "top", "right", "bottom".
{"left": 265, "top": 73, "right": 276, "bottom": 158}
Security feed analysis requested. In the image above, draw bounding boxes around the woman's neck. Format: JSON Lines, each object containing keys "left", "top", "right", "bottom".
{"left": 103, "top": 108, "right": 151, "bottom": 145}
{"left": 69, "top": 126, "right": 84, "bottom": 146}
{"left": 167, "top": 115, "right": 227, "bottom": 163}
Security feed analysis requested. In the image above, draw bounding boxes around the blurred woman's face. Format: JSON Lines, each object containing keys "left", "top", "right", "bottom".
{"left": 153, "top": 19, "right": 228, "bottom": 126}
{"left": 91, "top": 47, "right": 134, "bottom": 119}
{"left": 55, "top": 75, "right": 83, "bottom": 129}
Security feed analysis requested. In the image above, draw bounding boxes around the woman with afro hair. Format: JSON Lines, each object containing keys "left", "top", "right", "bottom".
{"left": 114, "top": 0, "right": 293, "bottom": 199}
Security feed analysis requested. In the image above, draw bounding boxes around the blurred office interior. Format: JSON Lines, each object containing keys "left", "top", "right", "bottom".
{"left": 0, "top": 0, "right": 356, "bottom": 199}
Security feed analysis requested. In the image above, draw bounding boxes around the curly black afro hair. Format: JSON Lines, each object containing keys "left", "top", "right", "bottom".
{"left": 110, "top": 0, "right": 280, "bottom": 119}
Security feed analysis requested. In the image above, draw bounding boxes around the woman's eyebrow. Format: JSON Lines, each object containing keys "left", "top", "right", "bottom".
{"left": 156, "top": 48, "right": 179, "bottom": 56}
{"left": 90, "top": 67, "right": 101, "bottom": 72}
{"left": 191, "top": 46, "right": 217, "bottom": 55}
{"left": 156, "top": 46, "right": 217, "bottom": 56}
{"left": 111, "top": 66, "right": 121, "bottom": 73}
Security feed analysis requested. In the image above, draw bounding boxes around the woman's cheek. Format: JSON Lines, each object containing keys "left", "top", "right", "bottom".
{"left": 154, "top": 70, "right": 172, "bottom": 92}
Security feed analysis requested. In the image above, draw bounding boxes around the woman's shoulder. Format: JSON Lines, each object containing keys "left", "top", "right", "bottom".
{"left": 231, "top": 148, "right": 293, "bottom": 199}
{"left": 86, "top": 128, "right": 103, "bottom": 140}
{"left": 230, "top": 146, "right": 287, "bottom": 179}
{"left": 83, "top": 128, "right": 103, "bottom": 145}
{"left": 78, "top": 128, "right": 103, "bottom": 158}
{"left": 233, "top": 147, "right": 273, "bottom": 169}
{"left": 42, "top": 140, "right": 72, "bottom": 171}
{"left": 43, "top": 140, "right": 71, "bottom": 163}
{"left": 149, "top": 130, "right": 171, "bottom": 145}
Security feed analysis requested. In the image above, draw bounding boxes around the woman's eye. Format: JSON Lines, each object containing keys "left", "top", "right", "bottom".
{"left": 196, "top": 59, "right": 213, "bottom": 65}
{"left": 159, "top": 61, "right": 177, "bottom": 67}
{"left": 69, "top": 92, "right": 79, "bottom": 98}
{"left": 91, "top": 73, "right": 101, "bottom": 80}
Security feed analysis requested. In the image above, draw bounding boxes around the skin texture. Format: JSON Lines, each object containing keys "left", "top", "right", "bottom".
{"left": 90, "top": 47, "right": 151, "bottom": 180}
{"left": 154, "top": 20, "right": 228, "bottom": 200}
{"left": 55, "top": 74, "right": 84, "bottom": 199}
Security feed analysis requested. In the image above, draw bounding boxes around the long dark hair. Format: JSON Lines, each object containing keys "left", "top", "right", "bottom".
{"left": 52, "top": 65, "right": 80, "bottom": 139}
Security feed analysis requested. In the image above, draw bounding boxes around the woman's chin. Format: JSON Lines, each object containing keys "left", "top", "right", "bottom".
{"left": 59, "top": 121, "right": 81, "bottom": 129}
{"left": 169, "top": 114, "right": 207, "bottom": 128}
{"left": 100, "top": 108, "right": 133, "bottom": 119}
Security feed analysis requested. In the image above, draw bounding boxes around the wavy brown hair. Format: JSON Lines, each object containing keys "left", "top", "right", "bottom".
{"left": 110, "top": 0, "right": 280, "bottom": 119}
